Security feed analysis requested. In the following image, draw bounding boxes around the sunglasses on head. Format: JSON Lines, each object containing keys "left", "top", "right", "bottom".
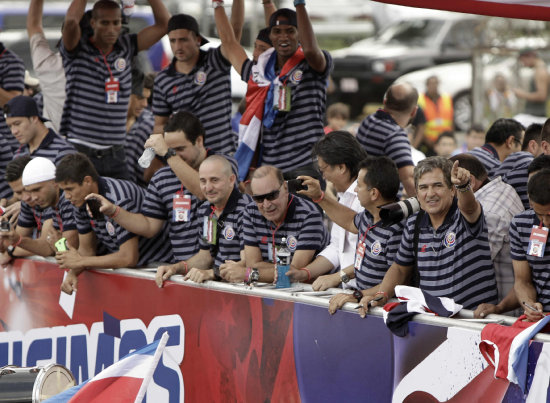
{"left": 252, "top": 189, "right": 281, "bottom": 203}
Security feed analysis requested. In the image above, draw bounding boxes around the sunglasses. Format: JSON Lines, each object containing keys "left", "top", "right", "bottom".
{"left": 252, "top": 186, "right": 282, "bottom": 203}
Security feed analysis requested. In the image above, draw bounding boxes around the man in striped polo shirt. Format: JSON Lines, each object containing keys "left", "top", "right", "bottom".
{"left": 356, "top": 83, "right": 417, "bottom": 197}
{"left": 468, "top": 118, "right": 524, "bottom": 178}
{"left": 234, "top": 165, "right": 328, "bottom": 284}
{"left": 300, "top": 156, "right": 406, "bottom": 315}
{"left": 152, "top": 13, "right": 236, "bottom": 155}
{"left": 5, "top": 96, "right": 76, "bottom": 165}
{"left": 365, "top": 156, "right": 498, "bottom": 312}
{"left": 155, "top": 155, "right": 252, "bottom": 286}
{"left": 0, "top": 157, "right": 78, "bottom": 258}
{"left": 59, "top": 0, "right": 170, "bottom": 179}
{"left": 54, "top": 153, "right": 174, "bottom": 295}
{"left": 510, "top": 169, "right": 550, "bottom": 321}
{"left": 215, "top": 4, "right": 332, "bottom": 177}
{"left": 497, "top": 123, "right": 543, "bottom": 210}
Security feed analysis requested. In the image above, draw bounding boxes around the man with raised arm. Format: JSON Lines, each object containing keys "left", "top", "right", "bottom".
{"left": 214, "top": 0, "right": 332, "bottom": 180}
{"left": 362, "top": 157, "right": 498, "bottom": 317}
{"left": 299, "top": 156, "right": 406, "bottom": 314}
{"left": 155, "top": 155, "right": 252, "bottom": 286}
{"left": 60, "top": 0, "right": 170, "bottom": 179}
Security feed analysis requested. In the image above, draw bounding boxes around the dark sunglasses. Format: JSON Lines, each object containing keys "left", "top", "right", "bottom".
{"left": 252, "top": 189, "right": 281, "bottom": 203}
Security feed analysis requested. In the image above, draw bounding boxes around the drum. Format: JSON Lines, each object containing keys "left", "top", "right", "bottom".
{"left": 0, "top": 364, "right": 76, "bottom": 402}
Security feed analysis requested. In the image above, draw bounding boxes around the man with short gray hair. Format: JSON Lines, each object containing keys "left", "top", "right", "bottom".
{"left": 363, "top": 156, "right": 498, "bottom": 314}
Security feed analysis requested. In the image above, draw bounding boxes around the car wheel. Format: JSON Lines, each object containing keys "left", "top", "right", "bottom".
{"left": 453, "top": 92, "right": 472, "bottom": 132}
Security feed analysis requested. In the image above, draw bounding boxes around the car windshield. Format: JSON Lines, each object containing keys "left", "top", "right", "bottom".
{"left": 377, "top": 19, "right": 444, "bottom": 47}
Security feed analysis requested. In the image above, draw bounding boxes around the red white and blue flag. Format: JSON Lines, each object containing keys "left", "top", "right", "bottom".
{"left": 44, "top": 332, "right": 169, "bottom": 402}
{"left": 374, "top": 0, "right": 550, "bottom": 21}
{"left": 382, "top": 286, "right": 463, "bottom": 337}
{"left": 480, "top": 315, "right": 550, "bottom": 392}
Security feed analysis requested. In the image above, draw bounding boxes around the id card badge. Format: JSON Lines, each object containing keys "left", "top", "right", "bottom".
{"left": 267, "top": 242, "right": 273, "bottom": 263}
{"left": 172, "top": 193, "right": 191, "bottom": 222}
{"left": 203, "top": 216, "right": 217, "bottom": 245}
{"left": 354, "top": 241, "right": 366, "bottom": 270}
{"left": 528, "top": 225, "right": 549, "bottom": 257}
{"left": 273, "top": 84, "right": 291, "bottom": 111}
{"left": 105, "top": 77, "right": 120, "bottom": 103}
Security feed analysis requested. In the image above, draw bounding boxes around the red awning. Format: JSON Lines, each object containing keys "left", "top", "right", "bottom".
{"left": 374, "top": 0, "right": 550, "bottom": 21}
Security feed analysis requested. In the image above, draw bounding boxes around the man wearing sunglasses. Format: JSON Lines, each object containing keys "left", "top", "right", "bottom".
{"left": 222, "top": 165, "right": 328, "bottom": 283}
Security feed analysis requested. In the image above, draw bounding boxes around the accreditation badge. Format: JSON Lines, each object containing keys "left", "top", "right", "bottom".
{"left": 173, "top": 194, "right": 191, "bottom": 222}
{"left": 528, "top": 225, "right": 548, "bottom": 257}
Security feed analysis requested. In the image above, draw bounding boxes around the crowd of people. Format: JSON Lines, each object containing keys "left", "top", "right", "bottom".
{"left": 1, "top": 0, "right": 550, "bottom": 321}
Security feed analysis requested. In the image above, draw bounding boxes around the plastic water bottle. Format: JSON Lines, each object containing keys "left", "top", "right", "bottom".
{"left": 121, "top": 0, "right": 135, "bottom": 17}
{"left": 138, "top": 147, "right": 155, "bottom": 168}
{"left": 276, "top": 238, "right": 291, "bottom": 289}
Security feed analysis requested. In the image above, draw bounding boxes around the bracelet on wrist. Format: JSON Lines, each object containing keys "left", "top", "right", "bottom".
{"left": 182, "top": 261, "right": 188, "bottom": 275}
{"left": 312, "top": 191, "right": 325, "bottom": 204}
{"left": 109, "top": 205, "right": 120, "bottom": 219}
{"left": 244, "top": 267, "right": 252, "bottom": 284}
{"left": 375, "top": 290, "right": 388, "bottom": 300}
{"left": 454, "top": 179, "right": 471, "bottom": 190}
{"left": 299, "top": 267, "right": 311, "bottom": 282}
{"left": 12, "top": 234, "right": 22, "bottom": 248}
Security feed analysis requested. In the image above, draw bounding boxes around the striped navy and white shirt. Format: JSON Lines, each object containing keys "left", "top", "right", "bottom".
{"left": 0, "top": 44, "right": 25, "bottom": 154}
{"left": 243, "top": 195, "right": 329, "bottom": 262}
{"left": 18, "top": 202, "right": 44, "bottom": 234}
{"left": 356, "top": 110, "right": 414, "bottom": 170}
{"left": 394, "top": 199, "right": 498, "bottom": 310}
{"left": 0, "top": 136, "right": 14, "bottom": 199}
{"left": 510, "top": 209, "right": 550, "bottom": 310}
{"left": 495, "top": 151, "right": 533, "bottom": 210}
{"left": 141, "top": 166, "right": 202, "bottom": 261}
{"left": 43, "top": 192, "right": 77, "bottom": 233}
{"left": 241, "top": 50, "right": 333, "bottom": 172}
{"left": 14, "top": 129, "right": 76, "bottom": 166}
{"left": 125, "top": 109, "right": 154, "bottom": 187}
{"left": 59, "top": 33, "right": 137, "bottom": 146}
{"left": 74, "top": 177, "right": 173, "bottom": 265}
{"left": 152, "top": 48, "right": 235, "bottom": 155}
{"left": 353, "top": 211, "right": 405, "bottom": 291}
{"left": 469, "top": 144, "right": 501, "bottom": 178}
{"left": 197, "top": 188, "right": 252, "bottom": 268}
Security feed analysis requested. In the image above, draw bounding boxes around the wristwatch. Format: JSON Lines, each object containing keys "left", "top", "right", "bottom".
{"left": 248, "top": 268, "right": 260, "bottom": 284}
{"left": 163, "top": 148, "right": 177, "bottom": 161}
{"left": 352, "top": 289, "right": 363, "bottom": 303}
{"left": 339, "top": 270, "right": 350, "bottom": 284}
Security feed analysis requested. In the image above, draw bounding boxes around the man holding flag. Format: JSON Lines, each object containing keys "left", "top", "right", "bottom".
{"left": 213, "top": 0, "right": 332, "bottom": 181}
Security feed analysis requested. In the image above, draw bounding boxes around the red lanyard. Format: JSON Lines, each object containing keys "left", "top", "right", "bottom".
{"left": 358, "top": 224, "right": 377, "bottom": 246}
{"left": 93, "top": 43, "right": 114, "bottom": 81}
{"left": 32, "top": 208, "right": 42, "bottom": 231}
{"left": 269, "top": 195, "right": 294, "bottom": 262}
{"left": 55, "top": 209, "right": 64, "bottom": 233}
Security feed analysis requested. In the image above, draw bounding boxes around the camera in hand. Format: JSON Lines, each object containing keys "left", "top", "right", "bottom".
{"left": 286, "top": 179, "right": 307, "bottom": 194}
{"left": 86, "top": 198, "right": 103, "bottom": 221}
{"left": 0, "top": 220, "right": 10, "bottom": 232}
{"left": 379, "top": 197, "right": 421, "bottom": 227}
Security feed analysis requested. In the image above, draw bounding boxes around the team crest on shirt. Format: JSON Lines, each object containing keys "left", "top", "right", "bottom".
{"left": 287, "top": 236, "right": 298, "bottom": 251}
{"left": 223, "top": 226, "right": 235, "bottom": 240}
{"left": 106, "top": 221, "right": 116, "bottom": 237}
{"left": 194, "top": 71, "right": 207, "bottom": 86}
{"left": 289, "top": 69, "right": 303, "bottom": 84}
{"left": 370, "top": 240, "right": 382, "bottom": 256}
{"left": 114, "top": 58, "right": 126, "bottom": 72}
{"left": 443, "top": 231, "right": 456, "bottom": 248}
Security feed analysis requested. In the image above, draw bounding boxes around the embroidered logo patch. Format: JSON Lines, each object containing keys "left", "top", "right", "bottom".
{"left": 114, "top": 58, "right": 126, "bottom": 72}
{"left": 194, "top": 71, "right": 207, "bottom": 86}
{"left": 287, "top": 236, "right": 298, "bottom": 251}
{"left": 370, "top": 240, "right": 382, "bottom": 256}
{"left": 443, "top": 231, "right": 456, "bottom": 248}
{"left": 223, "top": 226, "right": 235, "bottom": 240}
{"left": 289, "top": 69, "right": 303, "bottom": 84}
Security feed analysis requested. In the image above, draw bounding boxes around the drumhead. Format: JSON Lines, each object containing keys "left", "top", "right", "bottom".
{"left": 33, "top": 364, "right": 76, "bottom": 402}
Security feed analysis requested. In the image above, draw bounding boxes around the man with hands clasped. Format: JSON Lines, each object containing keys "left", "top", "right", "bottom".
{"left": 155, "top": 155, "right": 252, "bottom": 286}
{"left": 298, "top": 156, "right": 406, "bottom": 316}
{"left": 361, "top": 157, "right": 498, "bottom": 317}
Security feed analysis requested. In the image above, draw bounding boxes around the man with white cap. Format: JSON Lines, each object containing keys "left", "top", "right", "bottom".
{"left": 0, "top": 156, "right": 78, "bottom": 258}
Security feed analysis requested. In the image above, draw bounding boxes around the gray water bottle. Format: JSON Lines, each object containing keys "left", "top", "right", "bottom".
{"left": 276, "top": 237, "right": 291, "bottom": 288}
{"left": 138, "top": 147, "right": 155, "bottom": 168}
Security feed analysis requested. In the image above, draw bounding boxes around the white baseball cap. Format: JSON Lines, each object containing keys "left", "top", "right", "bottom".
{"left": 22, "top": 157, "right": 56, "bottom": 186}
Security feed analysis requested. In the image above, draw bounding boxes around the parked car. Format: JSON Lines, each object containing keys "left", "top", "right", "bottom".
{"left": 329, "top": 11, "right": 483, "bottom": 118}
